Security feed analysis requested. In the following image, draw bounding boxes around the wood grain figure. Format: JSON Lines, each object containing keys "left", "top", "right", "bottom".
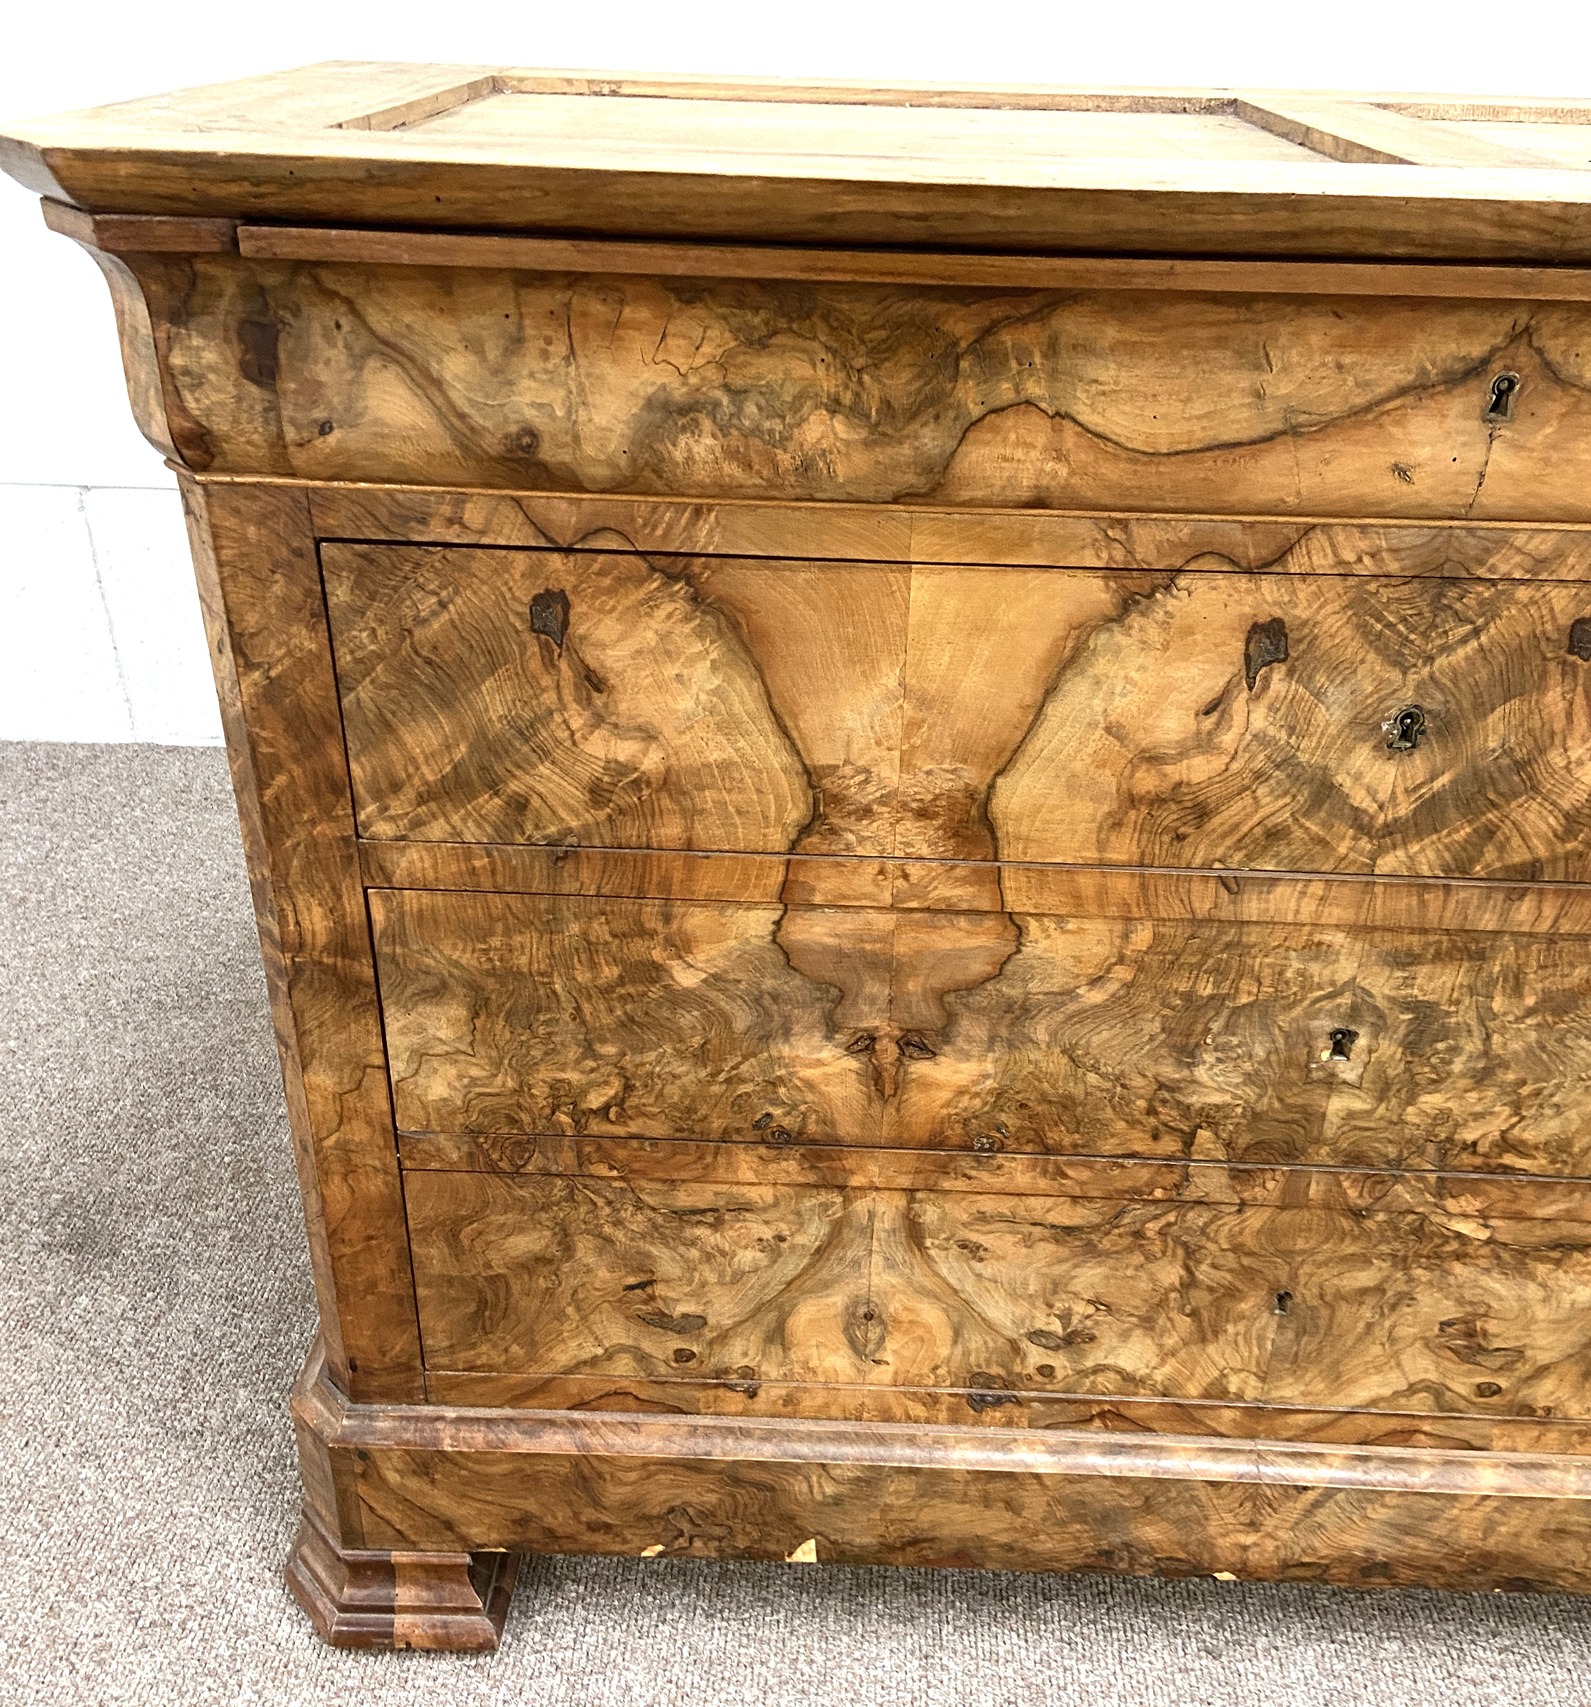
{"left": 62, "top": 252, "right": 1591, "bottom": 521}
{"left": 403, "top": 1170, "right": 1591, "bottom": 1425}
{"left": 326, "top": 542, "right": 1591, "bottom": 882}
{"left": 15, "top": 65, "right": 1591, "bottom": 1644}
{"left": 372, "top": 886, "right": 1591, "bottom": 1178}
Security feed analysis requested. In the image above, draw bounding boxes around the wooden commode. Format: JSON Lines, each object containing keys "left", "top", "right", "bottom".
{"left": 11, "top": 64, "right": 1591, "bottom": 1647}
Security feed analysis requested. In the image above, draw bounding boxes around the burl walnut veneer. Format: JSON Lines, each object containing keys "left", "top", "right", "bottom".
{"left": 11, "top": 64, "right": 1591, "bottom": 1647}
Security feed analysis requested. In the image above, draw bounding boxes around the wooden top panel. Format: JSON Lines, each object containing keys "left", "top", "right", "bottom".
{"left": 12, "top": 65, "right": 1591, "bottom": 258}
{"left": 410, "top": 94, "right": 1324, "bottom": 166}
{"left": 1439, "top": 121, "right": 1591, "bottom": 169}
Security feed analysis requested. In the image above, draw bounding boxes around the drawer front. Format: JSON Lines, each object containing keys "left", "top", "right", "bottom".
{"left": 326, "top": 541, "right": 1591, "bottom": 881}
{"left": 406, "top": 1170, "right": 1591, "bottom": 1422}
{"left": 159, "top": 257, "right": 1591, "bottom": 521}
{"left": 371, "top": 887, "right": 1591, "bottom": 1177}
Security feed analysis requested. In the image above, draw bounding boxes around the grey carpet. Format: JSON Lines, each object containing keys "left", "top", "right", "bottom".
{"left": 3, "top": 740, "right": 1591, "bottom": 1706}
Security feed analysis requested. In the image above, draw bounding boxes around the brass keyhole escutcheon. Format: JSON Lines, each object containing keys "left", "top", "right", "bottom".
{"left": 1485, "top": 372, "right": 1521, "bottom": 422}
{"left": 1384, "top": 705, "right": 1426, "bottom": 752}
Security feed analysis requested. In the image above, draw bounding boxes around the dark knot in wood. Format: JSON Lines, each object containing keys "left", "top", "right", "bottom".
{"left": 237, "top": 317, "right": 280, "bottom": 388}
{"left": 844, "top": 1298, "right": 887, "bottom": 1361}
{"left": 966, "top": 1375, "right": 1020, "bottom": 1413}
{"left": 529, "top": 587, "right": 570, "bottom": 649}
{"left": 1243, "top": 617, "right": 1289, "bottom": 691}
{"left": 635, "top": 1309, "right": 707, "bottom": 1334}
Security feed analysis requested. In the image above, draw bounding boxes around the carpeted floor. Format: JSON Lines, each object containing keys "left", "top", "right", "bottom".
{"left": 4, "top": 741, "right": 1591, "bottom": 1706}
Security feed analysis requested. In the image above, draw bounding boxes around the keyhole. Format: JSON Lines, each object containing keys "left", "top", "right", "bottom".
{"left": 1485, "top": 372, "right": 1520, "bottom": 422}
{"left": 1327, "top": 1028, "right": 1358, "bottom": 1062}
{"left": 1384, "top": 705, "right": 1426, "bottom": 752}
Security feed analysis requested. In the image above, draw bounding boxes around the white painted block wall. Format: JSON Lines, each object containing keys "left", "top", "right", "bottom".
{"left": 2, "top": 483, "right": 222, "bottom": 744}
{"left": 2, "top": 5, "right": 1586, "bottom": 747}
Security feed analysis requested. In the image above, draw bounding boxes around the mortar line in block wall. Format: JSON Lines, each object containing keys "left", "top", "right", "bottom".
{"left": 0, "top": 479, "right": 174, "bottom": 491}
{"left": 74, "top": 485, "right": 135, "bottom": 740}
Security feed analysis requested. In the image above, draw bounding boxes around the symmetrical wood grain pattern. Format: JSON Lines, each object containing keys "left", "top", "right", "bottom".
{"left": 293, "top": 1345, "right": 1591, "bottom": 1595}
{"left": 371, "top": 887, "right": 1591, "bottom": 1178}
{"left": 405, "top": 1169, "right": 1591, "bottom": 1427}
{"left": 30, "top": 62, "right": 1591, "bottom": 1638}
{"left": 60, "top": 251, "right": 1591, "bottom": 518}
{"left": 181, "top": 480, "right": 422, "bottom": 1402}
{"left": 327, "top": 542, "right": 1591, "bottom": 881}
